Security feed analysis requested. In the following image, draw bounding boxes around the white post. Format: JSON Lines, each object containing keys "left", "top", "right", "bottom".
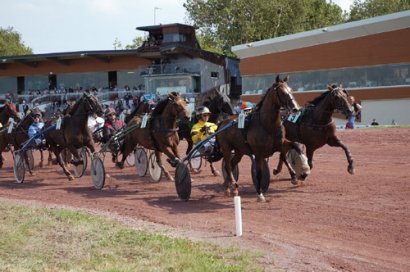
{"left": 234, "top": 196, "right": 242, "bottom": 236}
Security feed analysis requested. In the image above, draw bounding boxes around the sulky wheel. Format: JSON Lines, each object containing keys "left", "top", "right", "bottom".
{"left": 188, "top": 149, "right": 202, "bottom": 173}
{"left": 175, "top": 162, "right": 191, "bottom": 201}
{"left": 148, "top": 152, "right": 162, "bottom": 183}
{"left": 251, "top": 159, "right": 270, "bottom": 194}
{"left": 221, "top": 157, "right": 239, "bottom": 182}
{"left": 134, "top": 148, "right": 148, "bottom": 177}
{"left": 91, "top": 156, "right": 105, "bottom": 190}
{"left": 126, "top": 150, "right": 135, "bottom": 167}
{"left": 72, "top": 148, "right": 88, "bottom": 178}
{"left": 13, "top": 151, "right": 26, "bottom": 183}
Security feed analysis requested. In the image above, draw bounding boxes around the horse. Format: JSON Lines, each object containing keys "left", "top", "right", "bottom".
{"left": 214, "top": 75, "right": 303, "bottom": 201}
{"left": 0, "top": 102, "right": 22, "bottom": 168}
{"left": 0, "top": 101, "right": 20, "bottom": 125}
{"left": 44, "top": 92, "right": 103, "bottom": 181}
{"left": 116, "top": 92, "right": 189, "bottom": 181}
{"left": 274, "top": 85, "right": 355, "bottom": 179}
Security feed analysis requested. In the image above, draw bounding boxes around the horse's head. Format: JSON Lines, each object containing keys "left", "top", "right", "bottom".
{"left": 328, "top": 85, "right": 353, "bottom": 117}
{"left": 287, "top": 142, "right": 310, "bottom": 181}
{"left": 273, "top": 75, "right": 300, "bottom": 113}
{"left": 167, "top": 92, "right": 190, "bottom": 121}
{"left": 83, "top": 93, "right": 104, "bottom": 116}
{"left": 4, "top": 101, "right": 20, "bottom": 121}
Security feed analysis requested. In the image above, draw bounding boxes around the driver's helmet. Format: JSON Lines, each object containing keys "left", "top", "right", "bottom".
{"left": 196, "top": 106, "right": 211, "bottom": 116}
{"left": 241, "top": 101, "right": 253, "bottom": 111}
{"left": 105, "top": 107, "right": 116, "bottom": 117}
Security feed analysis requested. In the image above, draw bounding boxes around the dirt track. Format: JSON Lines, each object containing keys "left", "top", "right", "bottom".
{"left": 0, "top": 127, "right": 409, "bottom": 271}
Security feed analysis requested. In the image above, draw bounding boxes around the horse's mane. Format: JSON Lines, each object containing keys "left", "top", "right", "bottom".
{"left": 67, "top": 95, "right": 83, "bottom": 114}
{"left": 196, "top": 87, "right": 231, "bottom": 105}
{"left": 151, "top": 98, "right": 168, "bottom": 117}
{"left": 255, "top": 82, "right": 281, "bottom": 111}
{"left": 307, "top": 90, "right": 331, "bottom": 107}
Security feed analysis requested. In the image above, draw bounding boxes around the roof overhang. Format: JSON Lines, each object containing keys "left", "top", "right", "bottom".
{"left": 232, "top": 10, "right": 410, "bottom": 59}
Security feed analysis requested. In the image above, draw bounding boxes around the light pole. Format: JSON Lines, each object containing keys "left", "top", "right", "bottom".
{"left": 154, "top": 7, "right": 161, "bottom": 24}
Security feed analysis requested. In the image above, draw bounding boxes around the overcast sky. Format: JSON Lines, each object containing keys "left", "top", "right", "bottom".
{"left": 1, "top": 0, "right": 354, "bottom": 55}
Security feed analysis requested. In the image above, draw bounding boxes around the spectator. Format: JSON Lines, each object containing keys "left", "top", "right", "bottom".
{"left": 347, "top": 96, "right": 362, "bottom": 129}
{"left": 371, "top": 119, "right": 379, "bottom": 126}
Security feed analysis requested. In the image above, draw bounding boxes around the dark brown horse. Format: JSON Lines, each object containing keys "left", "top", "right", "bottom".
{"left": 44, "top": 93, "right": 103, "bottom": 180}
{"left": 275, "top": 85, "right": 355, "bottom": 179}
{"left": 116, "top": 92, "right": 189, "bottom": 181}
{"left": 215, "top": 75, "right": 301, "bottom": 201}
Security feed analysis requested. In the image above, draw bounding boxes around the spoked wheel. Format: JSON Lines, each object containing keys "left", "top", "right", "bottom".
{"left": 148, "top": 152, "right": 162, "bottom": 183}
{"left": 26, "top": 149, "right": 35, "bottom": 171}
{"left": 251, "top": 158, "right": 270, "bottom": 194}
{"left": 91, "top": 155, "right": 105, "bottom": 190}
{"left": 13, "top": 151, "right": 25, "bottom": 183}
{"left": 134, "top": 148, "right": 148, "bottom": 177}
{"left": 188, "top": 149, "right": 202, "bottom": 173}
{"left": 72, "top": 148, "right": 88, "bottom": 178}
{"left": 175, "top": 162, "right": 191, "bottom": 201}
{"left": 126, "top": 151, "right": 135, "bottom": 167}
{"left": 221, "top": 157, "right": 239, "bottom": 182}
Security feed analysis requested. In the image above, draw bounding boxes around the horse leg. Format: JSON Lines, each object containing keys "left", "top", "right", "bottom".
{"left": 186, "top": 138, "right": 193, "bottom": 155}
{"left": 155, "top": 151, "right": 174, "bottom": 182}
{"left": 39, "top": 149, "right": 44, "bottom": 168}
{"left": 255, "top": 158, "right": 266, "bottom": 202}
{"left": 52, "top": 146, "right": 74, "bottom": 180}
{"left": 221, "top": 151, "right": 235, "bottom": 197}
{"left": 328, "top": 137, "right": 354, "bottom": 174}
{"left": 229, "top": 153, "right": 243, "bottom": 196}
{"left": 210, "top": 162, "right": 220, "bottom": 176}
{"left": 279, "top": 152, "right": 298, "bottom": 185}
{"left": 306, "top": 148, "right": 315, "bottom": 170}
{"left": 273, "top": 153, "right": 284, "bottom": 175}
{"left": 48, "top": 150, "right": 54, "bottom": 165}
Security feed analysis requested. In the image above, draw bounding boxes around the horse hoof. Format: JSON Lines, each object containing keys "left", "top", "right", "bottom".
{"left": 348, "top": 167, "right": 355, "bottom": 175}
{"left": 68, "top": 175, "right": 75, "bottom": 181}
{"left": 291, "top": 178, "right": 298, "bottom": 185}
{"left": 273, "top": 169, "right": 280, "bottom": 175}
{"left": 224, "top": 188, "right": 231, "bottom": 197}
{"left": 116, "top": 162, "right": 124, "bottom": 169}
{"left": 257, "top": 194, "right": 266, "bottom": 202}
{"left": 232, "top": 188, "right": 239, "bottom": 196}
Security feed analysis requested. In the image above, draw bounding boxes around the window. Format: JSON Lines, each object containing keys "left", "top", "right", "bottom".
{"left": 211, "top": 72, "right": 219, "bottom": 78}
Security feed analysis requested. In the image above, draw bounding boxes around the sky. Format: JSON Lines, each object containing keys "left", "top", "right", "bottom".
{"left": 1, "top": 0, "right": 354, "bottom": 55}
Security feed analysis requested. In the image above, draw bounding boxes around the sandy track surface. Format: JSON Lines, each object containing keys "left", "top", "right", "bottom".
{"left": 0, "top": 127, "right": 409, "bottom": 271}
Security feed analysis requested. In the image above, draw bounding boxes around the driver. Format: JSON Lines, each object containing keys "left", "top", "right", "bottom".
{"left": 191, "top": 106, "right": 217, "bottom": 154}
{"left": 28, "top": 110, "right": 45, "bottom": 147}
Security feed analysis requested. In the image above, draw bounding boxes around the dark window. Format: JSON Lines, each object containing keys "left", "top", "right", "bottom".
{"left": 211, "top": 72, "right": 219, "bottom": 78}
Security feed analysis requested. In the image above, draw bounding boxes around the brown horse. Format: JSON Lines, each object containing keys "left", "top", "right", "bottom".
{"left": 275, "top": 85, "right": 354, "bottom": 179}
{"left": 0, "top": 101, "right": 20, "bottom": 125}
{"left": 116, "top": 92, "right": 189, "bottom": 181}
{"left": 44, "top": 92, "right": 103, "bottom": 180}
{"left": 215, "top": 75, "right": 301, "bottom": 201}
{"left": 0, "top": 102, "right": 21, "bottom": 167}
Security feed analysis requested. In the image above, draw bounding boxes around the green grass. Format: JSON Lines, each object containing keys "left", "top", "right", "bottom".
{"left": 0, "top": 200, "right": 263, "bottom": 272}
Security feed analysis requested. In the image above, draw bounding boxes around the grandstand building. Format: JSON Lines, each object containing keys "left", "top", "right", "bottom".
{"left": 0, "top": 23, "right": 241, "bottom": 99}
{"left": 232, "top": 10, "right": 410, "bottom": 126}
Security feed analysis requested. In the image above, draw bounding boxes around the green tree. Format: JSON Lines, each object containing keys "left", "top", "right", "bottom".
{"left": 349, "top": 0, "right": 410, "bottom": 21}
{"left": 0, "top": 27, "right": 32, "bottom": 56}
{"left": 183, "top": 0, "right": 345, "bottom": 56}
{"left": 125, "top": 36, "right": 145, "bottom": 49}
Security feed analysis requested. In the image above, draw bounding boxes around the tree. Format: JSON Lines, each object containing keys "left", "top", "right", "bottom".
{"left": 125, "top": 36, "right": 145, "bottom": 49}
{"left": 349, "top": 0, "right": 410, "bottom": 21}
{"left": 0, "top": 27, "right": 32, "bottom": 56}
{"left": 183, "top": 0, "right": 345, "bottom": 56}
